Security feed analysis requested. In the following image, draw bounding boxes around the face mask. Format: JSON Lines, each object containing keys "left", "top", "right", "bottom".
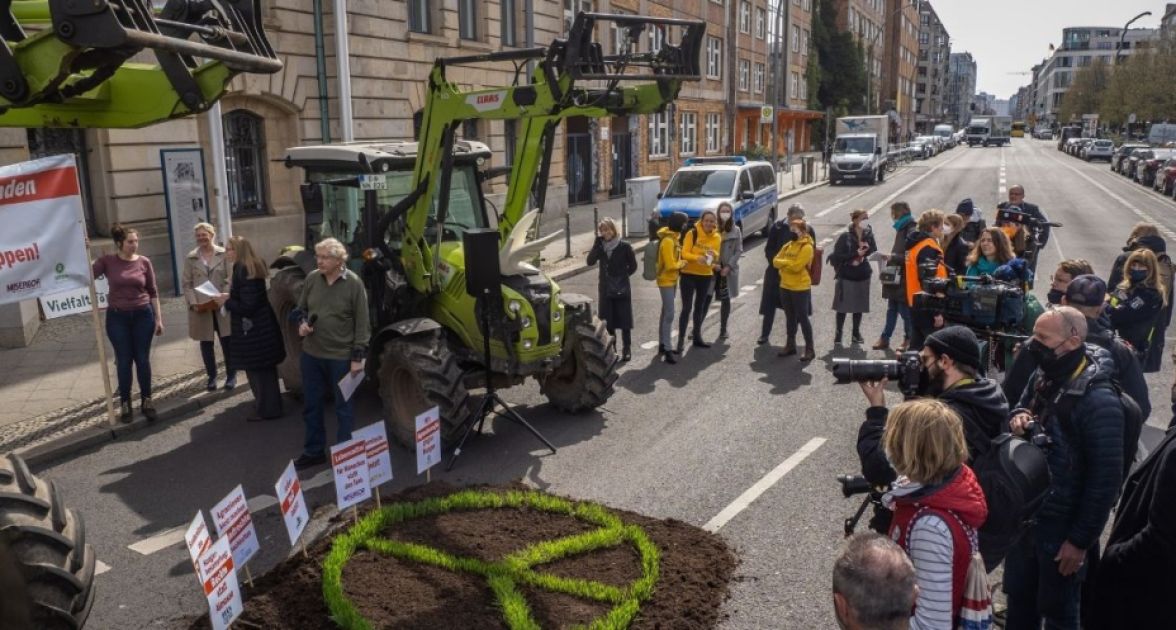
{"left": 1047, "top": 288, "right": 1065, "bottom": 305}
{"left": 719, "top": 212, "right": 731, "bottom": 222}
{"left": 1129, "top": 269, "right": 1148, "bottom": 284}
{"left": 1027, "top": 338, "right": 1067, "bottom": 372}
{"left": 942, "top": 226, "right": 952, "bottom": 236}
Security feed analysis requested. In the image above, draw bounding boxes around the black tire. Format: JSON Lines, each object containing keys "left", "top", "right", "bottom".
{"left": 0, "top": 454, "right": 95, "bottom": 630}
{"left": 540, "top": 316, "right": 619, "bottom": 412}
{"left": 268, "top": 266, "right": 306, "bottom": 398}
{"left": 377, "top": 336, "right": 471, "bottom": 449}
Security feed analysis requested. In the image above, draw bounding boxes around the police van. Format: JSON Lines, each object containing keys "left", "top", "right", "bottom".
{"left": 655, "top": 157, "right": 778, "bottom": 238}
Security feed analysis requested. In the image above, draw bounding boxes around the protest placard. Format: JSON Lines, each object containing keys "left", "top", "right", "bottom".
{"left": 211, "top": 485, "right": 260, "bottom": 572}
{"left": 353, "top": 421, "right": 393, "bottom": 488}
{"left": 416, "top": 406, "right": 442, "bottom": 475}
{"left": 198, "top": 537, "right": 242, "bottom": 630}
{"left": 275, "top": 460, "right": 310, "bottom": 548}
{"left": 184, "top": 511, "right": 213, "bottom": 579}
{"left": 330, "top": 437, "right": 371, "bottom": 511}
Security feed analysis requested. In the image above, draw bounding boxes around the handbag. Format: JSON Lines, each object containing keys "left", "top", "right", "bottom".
{"left": 808, "top": 245, "right": 824, "bottom": 286}
{"left": 880, "top": 264, "right": 903, "bottom": 287}
{"left": 193, "top": 300, "right": 219, "bottom": 314}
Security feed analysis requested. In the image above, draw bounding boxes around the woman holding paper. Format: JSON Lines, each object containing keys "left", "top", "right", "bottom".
{"left": 213, "top": 236, "right": 285, "bottom": 421}
{"left": 93, "top": 224, "right": 162, "bottom": 422}
{"left": 181, "top": 222, "right": 236, "bottom": 392}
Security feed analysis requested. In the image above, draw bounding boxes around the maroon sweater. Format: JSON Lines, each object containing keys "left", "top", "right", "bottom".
{"left": 93, "top": 254, "right": 158, "bottom": 311}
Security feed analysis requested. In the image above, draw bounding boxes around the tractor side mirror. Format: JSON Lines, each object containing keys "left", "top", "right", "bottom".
{"left": 300, "top": 183, "right": 324, "bottom": 225}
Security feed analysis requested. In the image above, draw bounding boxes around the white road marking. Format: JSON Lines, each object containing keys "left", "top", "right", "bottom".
{"left": 640, "top": 340, "right": 660, "bottom": 350}
{"left": 703, "top": 437, "right": 827, "bottom": 533}
{"left": 816, "top": 186, "right": 873, "bottom": 217}
{"left": 247, "top": 494, "right": 278, "bottom": 513}
{"left": 755, "top": 278, "right": 764, "bottom": 285}
{"left": 740, "top": 285, "right": 756, "bottom": 293}
{"left": 95, "top": 560, "right": 112, "bottom": 576}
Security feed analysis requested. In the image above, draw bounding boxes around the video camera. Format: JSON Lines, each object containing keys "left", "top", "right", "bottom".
{"left": 837, "top": 474, "right": 888, "bottom": 536}
{"left": 995, "top": 207, "right": 1063, "bottom": 284}
{"left": 913, "top": 274, "right": 1025, "bottom": 331}
{"left": 831, "top": 351, "right": 922, "bottom": 399}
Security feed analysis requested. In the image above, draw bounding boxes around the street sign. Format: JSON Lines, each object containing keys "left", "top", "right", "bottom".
{"left": 353, "top": 421, "right": 394, "bottom": 489}
{"left": 331, "top": 437, "right": 371, "bottom": 511}
{"left": 1128, "top": 113, "right": 1137, "bottom": 124}
{"left": 211, "top": 485, "right": 260, "bottom": 571}
{"left": 760, "top": 105, "right": 773, "bottom": 124}
{"left": 275, "top": 460, "right": 310, "bottom": 547}
{"left": 416, "top": 406, "right": 442, "bottom": 474}
{"left": 198, "top": 537, "right": 242, "bottom": 630}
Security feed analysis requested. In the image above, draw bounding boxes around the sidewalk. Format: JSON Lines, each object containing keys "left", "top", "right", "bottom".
{"left": 0, "top": 157, "right": 827, "bottom": 461}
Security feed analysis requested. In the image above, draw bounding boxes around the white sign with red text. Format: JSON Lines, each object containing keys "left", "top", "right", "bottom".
{"left": 416, "top": 406, "right": 442, "bottom": 474}
{"left": 211, "top": 485, "right": 260, "bottom": 570}
{"left": 184, "top": 511, "right": 213, "bottom": 580}
{"left": 352, "top": 421, "right": 393, "bottom": 489}
{"left": 0, "top": 154, "right": 90, "bottom": 306}
{"left": 199, "top": 537, "right": 243, "bottom": 630}
{"left": 331, "top": 438, "right": 371, "bottom": 511}
{"left": 275, "top": 460, "right": 310, "bottom": 546}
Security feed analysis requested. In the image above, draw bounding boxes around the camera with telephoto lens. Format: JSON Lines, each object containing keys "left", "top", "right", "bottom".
{"left": 831, "top": 351, "right": 922, "bottom": 398}
{"left": 912, "top": 272, "right": 1025, "bottom": 331}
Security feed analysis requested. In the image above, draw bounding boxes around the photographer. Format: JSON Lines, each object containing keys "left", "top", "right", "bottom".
{"left": 998, "top": 185, "right": 1051, "bottom": 250}
{"left": 857, "top": 326, "right": 1008, "bottom": 528}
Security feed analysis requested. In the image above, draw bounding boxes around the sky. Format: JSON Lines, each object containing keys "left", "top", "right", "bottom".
{"left": 931, "top": 0, "right": 1172, "bottom": 99}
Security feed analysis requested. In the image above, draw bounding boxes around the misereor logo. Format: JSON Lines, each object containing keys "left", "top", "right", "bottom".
{"left": 6, "top": 278, "right": 40, "bottom": 293}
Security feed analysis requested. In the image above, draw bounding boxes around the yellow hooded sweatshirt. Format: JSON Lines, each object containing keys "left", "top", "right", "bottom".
{"left": 680, "top": 223, "right": 722, "bottom": 277}
{"left": 656, "top": 226, "right": 686, "bottom": 288}
{"left": 773, "top": 233, "right": 814, "bottom": 291}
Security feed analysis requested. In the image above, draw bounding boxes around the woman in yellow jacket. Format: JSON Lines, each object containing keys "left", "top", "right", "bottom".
{"left": 677, "top": 209, "right": 723, "bottom": 353}
{"left": 773, "top": 218, "right": 816, "bottom": 361}
{"left": 656, "top": 212, "right": 689, "bottom": 363}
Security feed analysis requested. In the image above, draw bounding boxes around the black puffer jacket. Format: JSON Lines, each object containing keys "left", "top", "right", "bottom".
{"left": 586, "top": 238, "right": 637, "bottom": 299}
{"left": 225, "top": 264, "right": 286, "bottom": 370}
{"left": 1016, "top": 354, "right": 1124, "bottom": 549}
{"left": 943, "top": 235, "right": 972, "bottom": 274}
{"left": 1108, "top": 284, "right": 1164, "bottom": 358}
{"left": 1109, "top": 234, "right": 1174, "bottom": 372}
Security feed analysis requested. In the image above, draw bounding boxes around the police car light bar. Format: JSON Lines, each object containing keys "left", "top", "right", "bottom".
{"left": 683, "top": 156, "right": 747, "bottom": 166}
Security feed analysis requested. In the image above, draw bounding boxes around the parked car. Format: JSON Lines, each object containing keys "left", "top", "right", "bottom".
{"left": 1084, "top": 139, "right": 1114, "bottom": 162}
{"left": 1063, "top": 137, "right": 1083, "bottom": 155}
{"left": 1125, "top": 148, "right": 1154, "bottom": 181}
{"left": 1112, "top": 143, "right": 1149, "bottom": 173}
{"left": 911, "top": 136, "right": 935, "bottom": 159}
{"left": 1033, "top": 127, "right": 1053, "bottom": 140}
{"left": 1152, "top": 157, "right": 1176, "bottom": 195}
{"left": 1074, "top": 138, "right": 1095, "bottom": 157}
{"left": 1136, "top": 149, "right": 1176, "bottom": 187}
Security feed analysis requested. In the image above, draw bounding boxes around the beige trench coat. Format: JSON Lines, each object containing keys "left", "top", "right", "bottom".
{"left": 181, "top": 246, "right": 232, "bottom": 342}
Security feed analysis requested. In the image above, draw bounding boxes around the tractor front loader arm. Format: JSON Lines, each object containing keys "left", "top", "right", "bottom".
{"left": 0, "top": 0, "right": 279, "bottom": 128}
{"left": 402, "top": 13, "right": 704, "bottom": 294}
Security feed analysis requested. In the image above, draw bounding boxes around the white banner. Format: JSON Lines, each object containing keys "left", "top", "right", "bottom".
{"left": 330, "top": 438, "right": 371, "bottom": 511}
{"left": 0, "top": 155, "right": 89, "bottom": 306}
{"left": 211, "top": 485, "right": 260, "bottom": 571}
{"left": 416, "top": 407, "right": 442, "bottom": 475}
{"left": 352, "top": 421, "right": 393, "bottom": 489}
{"left": 39, "top": 275, "right": 108, "bottom": 319}
{"left": 275, "top": 461, "right": 310, "bottom": 547}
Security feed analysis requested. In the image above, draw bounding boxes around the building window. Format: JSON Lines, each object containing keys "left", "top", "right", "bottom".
{"left": 461, "top": 119, "right": 480, "bottom": 140}
{"left": 802, "top": 29, "right": 810, "bottom": 55}
{"left": 706, "top": 36, "right": 722, "bottom": 78}
{"left": 753, "top": 63, "right": 765, "bottom": 94}
{"left": 790, "top": 72, "right": 799, "bottom": 100}
{"left": 679, "top": 112, "right": 697, "bottom": 156}
{"left": 919, "top": 32, "right": 928, "bottom": 45}
{"left": 648, "top": 23, "right": 665, "bottom": 53}
{"left": 755, "top": 8, "right": 766, "bottom": 39}
{"left": 705, "top": 112, "right": 721, "bottom": 153}
{"left": 802, "top": 0, "right": 810, "bottom": 10}
{"left": 501, "top": 0, "right": 518, "bottom": 46}
{"left": 792, "top": 25, "right": 800, "bottom": 52}
{"left": 648, "top": 111, "right": 669, "bottom": 157}
{"left": 408, "top": 0, "right": 430, "bottom": 33}
{"left": 739, "top": 58, "right": 750, "bottom": 91}
{"left": 739, "top": 2, "right": 750, "bottom": 33}
{"left": 564, "top": 0, "right": 592, "bottom": 35}
{"left": 458, "top": 0, "right": 478, "bottom": 40}
{"left": 223, "top": 109, "right": 269, "bottom": 217}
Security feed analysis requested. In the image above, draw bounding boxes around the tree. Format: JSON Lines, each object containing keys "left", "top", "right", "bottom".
{"left": 1098, "top": 35, "right": 1176, "bottom": 128}
{"left": 1058, "top": 58, "right": 1110, "bottom": 123}
{"left": 811, "top": 0, "right": 866, "bottom": 115}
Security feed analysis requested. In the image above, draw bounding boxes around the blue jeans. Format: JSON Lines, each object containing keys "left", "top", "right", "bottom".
{"left": 1003, "top": 532, "right": 1089, "bottom": 630}
{"left": 300, "top": 352, "right": 355, "bottom": 457}
{"left": 105, "top": 307, "right": 154, "bottom": 403}
{"left": 879, "top": 298, "right": 911, "bottom": 342}
{"left": 659, "top": 286, "right": 676, "bottom": 350}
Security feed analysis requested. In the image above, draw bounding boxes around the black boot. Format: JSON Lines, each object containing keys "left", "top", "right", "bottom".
{"left": 778, "top": 337, "right": 797, "bottom": 357}
{"left": 622, "top": 347, "right": 632, "bottom": 362}
{"left": 663, "top": 350, "right": 678, "bottom": 364}
{"left": 834, "top": 328, "right": 843, "bottom": 345}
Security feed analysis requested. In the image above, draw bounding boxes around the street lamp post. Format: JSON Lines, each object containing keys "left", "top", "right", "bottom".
{"left": 1117, "top": 11, "right": 1152, "bottom": 65}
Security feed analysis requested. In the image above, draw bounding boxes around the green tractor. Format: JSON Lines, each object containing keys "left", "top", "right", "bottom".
{"left": 270, "top": 13, "right": 704, "bottom": 448}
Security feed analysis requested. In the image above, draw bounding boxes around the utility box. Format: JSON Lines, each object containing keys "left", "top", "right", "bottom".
{"left": 624, "top": 175, "right": 661, "bottom": 237}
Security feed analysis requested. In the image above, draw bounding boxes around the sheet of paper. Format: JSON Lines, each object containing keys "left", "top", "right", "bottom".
{"left": 867, "top": 251, "right": 888, "bottom": 263}
{"left": 338, "top": 370, "right": 364, "bottom": 403}
{"left": 194, "top": 281, "right": 220, "bottom": 299}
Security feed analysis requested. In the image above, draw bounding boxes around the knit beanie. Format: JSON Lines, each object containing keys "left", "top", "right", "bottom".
{"left": 924, "top": 325, "right": 982, "bottom": 371}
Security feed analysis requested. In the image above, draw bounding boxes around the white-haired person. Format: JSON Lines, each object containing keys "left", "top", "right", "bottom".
{"left": 293, "top": 238, "right": 371, "bottom": 469}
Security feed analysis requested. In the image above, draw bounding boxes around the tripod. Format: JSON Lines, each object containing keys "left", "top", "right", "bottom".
{"left": 446, "top": 291, "right": 557, "bottom": 471}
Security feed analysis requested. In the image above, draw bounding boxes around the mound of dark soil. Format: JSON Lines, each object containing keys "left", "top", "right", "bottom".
{"left": 186, "top": 482, "right": 736, "bottom": 629}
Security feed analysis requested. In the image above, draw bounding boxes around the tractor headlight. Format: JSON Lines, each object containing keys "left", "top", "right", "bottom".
{"left": 521, "top": 316, "right": 532, "bottom": 328}
{"left": 522, "top": 339, "right": 533, "bottom": 349}
{"left": 553, "top": 307, "right": 562, "bottom": 322}
{"left": 552, "top": 333, "right": 561, "bottom": 344}
{"left": 509, "top": 300, "right": 522, "bottom": 315}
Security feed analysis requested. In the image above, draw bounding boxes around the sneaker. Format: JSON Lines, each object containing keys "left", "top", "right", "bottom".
{"left": 718, "top": 330, "right": 729, "bottom": 341}
{"left": 756, "top": 336, "right": 768, "bottom": 345}
{"left": 206, "top": 378, "right": 217, "bottom": 392}
{"left": 833, "top": 334, "right": 843, "bottom": 346}
{"left": 621, "top": 349, "right": 632, "bottom": 362}
{"left": 119, "top": 400, "right": 133, "bottom": 423}
{"left": 223, "top": 376, "right": 237, "bottom": 390}
{"left": 871, "top": 338, "right": 890, "bottom": 350}
{"left": 852, "top": 332, "right": 865, "bottom": 344}
{"left": 294, "top": 453, "right": 327, "bottom": 470}
{"left": 140, "top": 397, "right": 158, "bottom": 422}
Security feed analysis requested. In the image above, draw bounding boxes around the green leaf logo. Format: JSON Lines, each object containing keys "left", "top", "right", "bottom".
{"left": 55, "top": 263, "right": 65, "bottom": 274}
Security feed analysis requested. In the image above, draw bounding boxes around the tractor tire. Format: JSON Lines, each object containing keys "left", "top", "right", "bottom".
{"left": 0, "top": 454, "right": 95, "bottom": 630}
{"left": 377, "top": 336, "right": 472, "bottom": 449}
{"left": 268, "top": 266, "right": 306, "bottom": 399}
{"left": 540, "top": 316, "right": 619, "bottom": 412}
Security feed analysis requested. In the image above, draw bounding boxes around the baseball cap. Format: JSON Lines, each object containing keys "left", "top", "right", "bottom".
{"left": 1064, "top": 274, "right": 1107, "bottom": 307}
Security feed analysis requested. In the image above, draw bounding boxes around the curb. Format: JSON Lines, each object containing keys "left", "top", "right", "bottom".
{"left": 547, "top": 177, "right": 829, "bottom": 283}
{"left": 16, "top": 383, "right": 245, "bottom": 469}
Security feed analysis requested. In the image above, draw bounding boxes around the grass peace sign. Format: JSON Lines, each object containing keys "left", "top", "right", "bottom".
{"left": 322, "top": 489, "right": 661, "bottom": 630}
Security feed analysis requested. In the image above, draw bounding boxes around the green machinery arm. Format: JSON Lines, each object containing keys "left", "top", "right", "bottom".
{"left": 400, "top": 12, "right": 704, "bottom": 294}
{"left": 0, "top": 0, "right": 279, "bottom": 128}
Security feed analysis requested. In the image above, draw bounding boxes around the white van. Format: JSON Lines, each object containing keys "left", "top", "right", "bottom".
{"left": 655, "top": 157, "right": 778, "bottom": 237}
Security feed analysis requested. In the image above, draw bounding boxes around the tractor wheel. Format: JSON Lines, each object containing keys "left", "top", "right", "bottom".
{"left": 0, "top": 454, "right": 95, "bottom": 630}
{"left": 268, "top": 266, "right": 306, "bottom": 399}
{"left": 540, "top": 316, "right": 619, "bottom": 412}
{"left": 377, "top": 336, "right": 472, "bottom": 449}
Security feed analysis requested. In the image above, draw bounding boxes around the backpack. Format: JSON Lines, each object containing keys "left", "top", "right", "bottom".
{"left": 900, "top": 506, "right": 995, "bottom": 629}
{"left": 971, "top": 433, "right": 1051, "bottom": 571}
{"left": 642, "top": 238, "right": 662, "bottom": 281}
{"left": 1054, "top": 378, "right": 1144, "bottom": 479}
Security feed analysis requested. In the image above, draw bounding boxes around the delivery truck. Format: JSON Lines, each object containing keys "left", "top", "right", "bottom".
{"left": 830, "top": 115, "right": 890, "bottom": 185}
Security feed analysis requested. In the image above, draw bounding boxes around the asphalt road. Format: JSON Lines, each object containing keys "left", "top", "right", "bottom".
{"left": 36, "top": 137, "right": 1176, "bottom": 628}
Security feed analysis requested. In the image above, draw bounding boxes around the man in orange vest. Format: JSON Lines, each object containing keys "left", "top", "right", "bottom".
{"left": 905, "top": 209, "right": 949, "bottom": 350}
